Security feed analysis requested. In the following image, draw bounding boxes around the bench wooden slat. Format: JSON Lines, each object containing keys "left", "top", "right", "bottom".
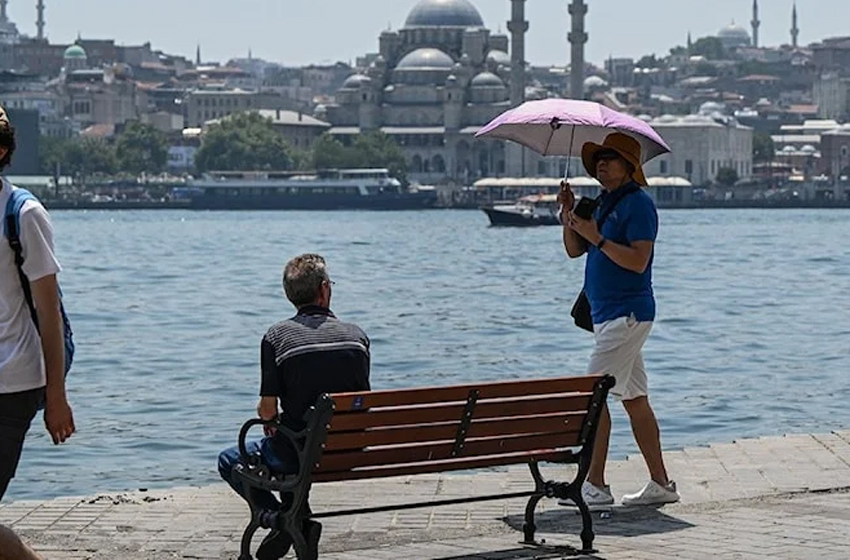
{"left": 312, "top": 448, "right": 573, "bottom": 482}
{"left": 323, "top": 412, "right": 585, "bottom": 451}
{"left": 330, "top": 375, "right": 603, "bottom": 411}
{"left": 328, "top": 393, "right": 592, "bottom": 432}
{"left": 316, "top": 431, "right": 581, "bottom": 472}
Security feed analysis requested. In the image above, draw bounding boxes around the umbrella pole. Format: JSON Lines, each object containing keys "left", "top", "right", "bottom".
{"left": 564, "top": 124, "right": 577, "bottom": 181}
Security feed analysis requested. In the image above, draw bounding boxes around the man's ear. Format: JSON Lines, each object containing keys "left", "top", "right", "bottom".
{"left": 0, "top": 147, "right": 7, "bottom": 160}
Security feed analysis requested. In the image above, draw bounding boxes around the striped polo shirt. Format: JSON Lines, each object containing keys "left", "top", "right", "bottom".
{"left": 260, "top": 305, "right": 370, "bottom": 431}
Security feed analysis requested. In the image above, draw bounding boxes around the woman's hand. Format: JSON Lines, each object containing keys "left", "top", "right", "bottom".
{"left": 568, "top": 213, "right": 603, "bottom": 246}
{"left": 557, "top": 181, "right": 575, "bottom": 219}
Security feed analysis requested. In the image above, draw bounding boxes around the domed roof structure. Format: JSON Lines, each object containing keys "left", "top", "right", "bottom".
{"left": 404, "top": 0, "right": 484, "bottom": 28}
{"left": 471, "top": 71, "right": 504, "bottom": 87}
{"left": 341, "top": 74, "right": 370, "bottom": 89}
{"left": 396, "top": 48, "right": 455, "bottom": 69}
{"left": 717, "top": 22, "right": 751, "bottom": 48}
{"left": 486, "top": 50, "right": 510, "bottom": 66}
{"left": 584, "top": 75, "right": 608, "bottom": 89}
{"left": 64, "top": 44, "right": 87, "bottom": 59}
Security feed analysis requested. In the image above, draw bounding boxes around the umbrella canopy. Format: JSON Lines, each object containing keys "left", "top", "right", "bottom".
{"left": 475, "top": 99, "right": 671, "bottom": 163}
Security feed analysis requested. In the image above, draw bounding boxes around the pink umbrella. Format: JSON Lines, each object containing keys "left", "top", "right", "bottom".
{"left": 475, "top": 99, "right": 671, "bottom": 163}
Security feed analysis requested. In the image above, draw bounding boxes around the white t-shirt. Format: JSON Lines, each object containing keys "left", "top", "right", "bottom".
{"left": 0, "top": 179, "right": 62, "bottom": 394}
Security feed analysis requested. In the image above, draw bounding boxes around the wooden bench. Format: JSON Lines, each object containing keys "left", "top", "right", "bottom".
{"left": 232, "top": 374, "right": 615, "bottom": 560}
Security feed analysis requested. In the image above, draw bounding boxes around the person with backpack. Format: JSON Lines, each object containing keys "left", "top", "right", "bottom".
{"left": 557, "top": 133, "right": 679, "bottom": 508}
{"left": 0, "top": 104, "right": 75, "bottom": 503}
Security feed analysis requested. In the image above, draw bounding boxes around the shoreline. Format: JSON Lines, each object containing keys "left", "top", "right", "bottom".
{"left": 3, "top": 429, "right": 850, "bottom": 559}
{"left": 42, "top": 200, "right": 850, "bottom": 211}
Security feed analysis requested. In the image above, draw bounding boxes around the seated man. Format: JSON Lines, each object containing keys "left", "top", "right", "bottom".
{"left": 218, "top": 254, "right": 370, "bottom": 560}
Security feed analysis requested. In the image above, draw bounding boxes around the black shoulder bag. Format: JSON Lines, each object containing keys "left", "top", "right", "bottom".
{"left": 570, "top": 185, "right": 641, "bottom": 332}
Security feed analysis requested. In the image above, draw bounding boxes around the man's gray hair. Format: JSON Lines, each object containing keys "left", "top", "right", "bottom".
{"left": 283, "top": 254, "right": 329, "bottom": 307}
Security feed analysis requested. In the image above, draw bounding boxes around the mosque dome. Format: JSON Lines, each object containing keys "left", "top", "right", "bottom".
{"left": 64, "top": 44, "right": 87, "bottom": 59}
{"left": 404, "top": 0, "right": 484, "bottom": 28}
{"left": 717, "top": 22, "right": 751, "bottom": 48}
{"left": 470, "top": 72, "right": 504, "bottom": 88}
{"left": 341, "top": 74, "right": 370, "bottom": 89}
{"left": 486, "top": 50, "right": 511, "bottom": 66}
{"left": 699, "top": 101, "right": 725, "bottom": 115}
{"left": 396, "top": 48, "right": 455, "bottom": 69}
{"left": 584, "top": 76, "right": 609, "bottom": 89}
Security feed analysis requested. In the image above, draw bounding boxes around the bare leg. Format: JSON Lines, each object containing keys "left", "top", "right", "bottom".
{"left": 586, "top": 403, "right": 611, "bottom": 487}
{"left": 622, "top": 396, "right": 669, "bottom": 485}
{"left": 0, "top": 524, "right": 42, "bottom": 560}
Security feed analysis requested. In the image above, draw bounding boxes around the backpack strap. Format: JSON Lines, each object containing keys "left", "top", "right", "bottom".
{"left": 4, "top": 188, "right": 40, "bottom": 329}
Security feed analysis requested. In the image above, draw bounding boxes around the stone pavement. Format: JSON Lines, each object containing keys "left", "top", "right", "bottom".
{"left": 2, "top": 431, "right": 850, "bottom": 560}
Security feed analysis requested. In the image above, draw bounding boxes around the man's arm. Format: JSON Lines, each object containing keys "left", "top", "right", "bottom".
{"left": 258, "top": 336, "right": 280, "bottom": 433}
{"left": 30, "top": 279, "right": 75, "bottom": 446}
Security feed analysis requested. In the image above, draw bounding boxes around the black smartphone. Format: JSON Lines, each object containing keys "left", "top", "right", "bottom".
{"left": 573, "top": 197, "right": 598, "bottom": 220}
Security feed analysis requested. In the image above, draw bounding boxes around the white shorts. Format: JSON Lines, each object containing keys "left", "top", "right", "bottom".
{"left": 587, "top": 315, "right": 653, "bottom": 401}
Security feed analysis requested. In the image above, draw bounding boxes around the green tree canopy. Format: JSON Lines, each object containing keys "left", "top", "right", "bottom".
{"left": 691, "top": 37, "right": 728, "bottom": 61}
{"left": 310, "top": 131, "right": 407, "bottom": 182}
{"left": 716, "top": 166, "right": 740, "bottom": 187}
{"left": 115, "top": 121, "right": 168, "bottom": 175}
{"left": 753, "top": 133, "right": 776, "bottom": 163}
{"left": 39, "top": 136, "right": 118, "bottom": 180}
{"left": 195, "top": 112, "right": 294, "bottom": 172}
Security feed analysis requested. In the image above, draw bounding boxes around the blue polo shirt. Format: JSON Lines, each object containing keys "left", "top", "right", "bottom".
{"left": 584, "top": 185, "right": 658, "bottom": 324}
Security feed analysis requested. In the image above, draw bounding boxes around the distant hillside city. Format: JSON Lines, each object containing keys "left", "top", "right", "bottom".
{"left": 1, "top": 0, "right": 850, "bottom": 205}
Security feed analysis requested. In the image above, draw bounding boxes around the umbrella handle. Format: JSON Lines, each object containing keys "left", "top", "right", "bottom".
{"left": 564, "top": 124, "right": 577, "bottom": 181}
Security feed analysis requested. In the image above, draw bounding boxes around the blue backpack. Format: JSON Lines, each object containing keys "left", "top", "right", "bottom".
{"left": 3, "top": 187, "right": 75, "bottom": 376}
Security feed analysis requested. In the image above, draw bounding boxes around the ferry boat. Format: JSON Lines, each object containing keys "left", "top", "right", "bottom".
{"left": 180, "top": 168, "right": 438, "bottom": 210}
{"left": 481, "top": 194, "right": 561, "bottom": 227}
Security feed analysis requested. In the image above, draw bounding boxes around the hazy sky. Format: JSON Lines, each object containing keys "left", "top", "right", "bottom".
{"left": 6, "top": 1, "right": 847, "bottom": 67}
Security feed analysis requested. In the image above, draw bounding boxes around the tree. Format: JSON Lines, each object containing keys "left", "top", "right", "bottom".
{"left": 690, "top": 37, "right": 727, "bottom": 60}
{"left": 351, "top": 131, "right": 407, "bottom": 183}
{"left": 753, "top": 133, "right": 775, "bottom": 163}
{"left": 309, "top": 131, "right": 408, "bottom": 183}
{"left": 311, "top": 133, "right": 353, "bottom": 170}
{"left": 636, "top": 54, "right": 660, "bottom": 68}
{"left": 115, "top": 121, "right": 168, "bottom": 175}
{"left": 39, "top": 136, "right": 118, "bottom": 182}
{"left": 195, "top": 112, "right": 294, "bottom": 172}
{"left": 716, "top": 167, "right": 739, "bottom": 187}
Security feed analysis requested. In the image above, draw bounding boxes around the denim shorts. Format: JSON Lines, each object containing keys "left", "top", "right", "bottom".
{"left": 0, "top": 387, "right": 44, "bottom": 501}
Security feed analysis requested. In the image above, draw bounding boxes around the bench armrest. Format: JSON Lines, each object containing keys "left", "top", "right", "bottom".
{"left": 237, "top": 417, "right": 309, "bottom": 463}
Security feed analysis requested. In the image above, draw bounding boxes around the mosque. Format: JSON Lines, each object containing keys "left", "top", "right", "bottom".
{"left": 320, "top": 0, "right": 580, "bottom": 184}
{"left": 322, "top": 0, "right": 802, "bottom": 185}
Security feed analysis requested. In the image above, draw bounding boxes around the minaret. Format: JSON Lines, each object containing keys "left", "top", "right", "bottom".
{"left": 0, "top": 0, "right": 8, "bottom": 23}
{"left": 196, "top": 44, "right": 201, "bottom": 66}
{"left": 36, "top": 0, "right": 45, "bottom": 40}
{"left": 751, "top": 0, "right": 760, "bottom": 48}
{"left": 791, "top": 2, "right": 799, "bottom": 48}
{"left": 687, "top": 31, "right": 693, "bottom": 53}
{"left": 507, "top": 0, "right": 528, "bottom": 177}
{"left": 568, "top": 0, "right": 588, "bottom": 100}
{"left": 507, "top": 0, "right": 527, "bottom": 108}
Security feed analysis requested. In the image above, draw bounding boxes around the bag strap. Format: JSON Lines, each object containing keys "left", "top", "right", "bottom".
{"left": 595, "top": 184, "right": 641, "bottom": 228}
{"left": 4, "top": 187, "right": 40, "bottom": 329}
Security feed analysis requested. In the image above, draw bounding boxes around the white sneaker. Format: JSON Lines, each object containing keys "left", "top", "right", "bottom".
{"left": 621, "top": 480, "right": 680, "bottom": 506}
{"left": 558, "top": 481, "right": 614, "bottom": 507}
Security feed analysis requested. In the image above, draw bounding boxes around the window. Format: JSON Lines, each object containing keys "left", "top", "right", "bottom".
{"left": 685, "top": 160, "right": 693, "bottom": 175}
{"left": 538, "top": 161, "right": 547, "bottom": 175}
{"left": 660, "top": 161, "right": 668, "bottom": 174}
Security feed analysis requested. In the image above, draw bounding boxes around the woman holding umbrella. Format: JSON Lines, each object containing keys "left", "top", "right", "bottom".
{"left": 558, "top": 132, "right": 679, "bottom": 507}
{"left": 477, "top": 100, "right": 679, "bottom": 508}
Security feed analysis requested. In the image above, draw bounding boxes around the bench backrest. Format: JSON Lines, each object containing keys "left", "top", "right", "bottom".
{"left": 311, "top": 374, "right": 613, "bottom": 483}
